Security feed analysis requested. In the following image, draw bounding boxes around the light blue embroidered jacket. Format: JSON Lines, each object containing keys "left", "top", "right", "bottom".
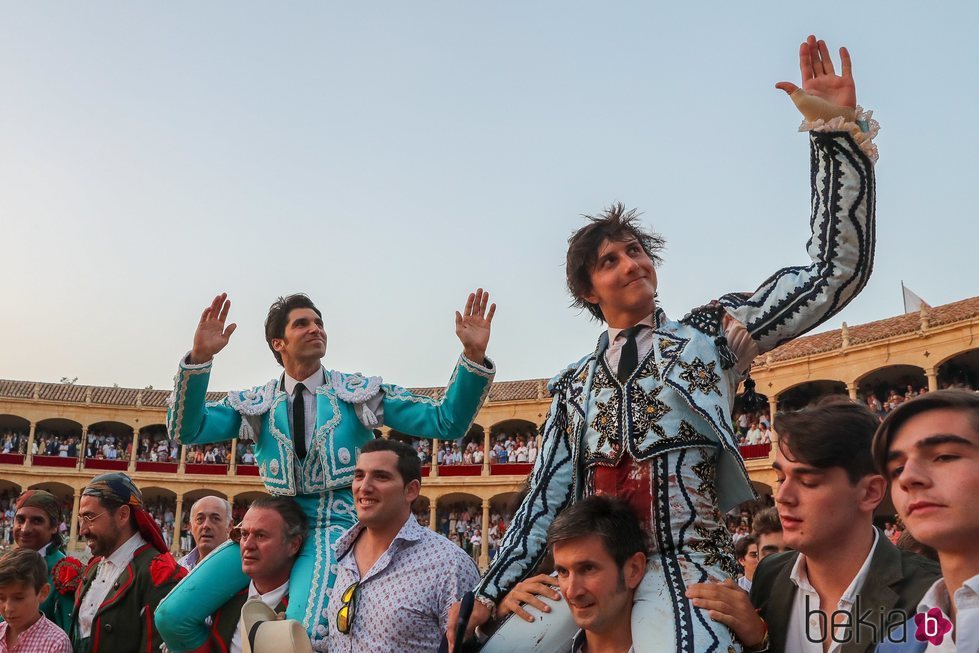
{"left": 167, "top": 355, "right": 494, "bottom": 496}
{"left": 477, "top": 129, "right": 877, "bottom": 603}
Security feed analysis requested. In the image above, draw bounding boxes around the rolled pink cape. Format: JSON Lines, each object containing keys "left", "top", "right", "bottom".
{"left": 82, "top": 472, "right": 170, "bottom": 554}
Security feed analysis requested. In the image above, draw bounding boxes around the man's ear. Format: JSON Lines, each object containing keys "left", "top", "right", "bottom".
{"left": 624, "top": 551, "right": 646, "bottom": 590}
{"left": 405, "top": 479, "right": 421, "bottom": 504}
{"left": 271, "top": 338, "right": 284, "bottom": 352}
{"left": 38, "top": 582, "right": 51, "bottom": 603}
{"left": 860, "top": 474, "right": 887, "bottom": 512}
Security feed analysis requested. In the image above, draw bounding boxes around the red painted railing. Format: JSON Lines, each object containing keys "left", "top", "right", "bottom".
{"left": 0, "top": 454, "right": 24, "bottom": 465}
{"left": 135, "top": 461, "right": 179, "bottom": 474}
{"left": 237, "top": 464, "right": 259, "bottom": 476}
{"left": 739, "top": 444, "right": 772, "bottom": 459}
{"left": 84, "top": 459, "right": 129, "bottom": 471}
{"left": 491, "top": 463, "right": 533, "bottom": 476}
{"left": 185, "top": 463, "right": 229, "bottom": 475}
{"left": 33, "top": 455, "right": 78, "bottom": 468}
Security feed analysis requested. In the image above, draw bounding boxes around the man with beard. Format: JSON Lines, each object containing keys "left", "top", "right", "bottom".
{"left": 8, "top": 490, "right": 81, "bottom": 633}
{"left": 68, "top": 472, "right": 186, "bottom": 653}
{"left": 179, "top": 496, "right": 233, "bottom": 572}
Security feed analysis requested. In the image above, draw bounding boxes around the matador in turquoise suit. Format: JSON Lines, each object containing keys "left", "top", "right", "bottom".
{"left": 157, "top": 289, "right": 496, "bottom": 652}
{"left": 452, "top": 35, "right": 879, "bottom": 653}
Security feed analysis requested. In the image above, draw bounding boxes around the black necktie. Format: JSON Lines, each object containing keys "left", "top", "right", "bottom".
{"left": 293, "top": 384, "right": 308, "bottom": 459}
{"left": 616, "top": 326, "right": 644, "bottom": 383}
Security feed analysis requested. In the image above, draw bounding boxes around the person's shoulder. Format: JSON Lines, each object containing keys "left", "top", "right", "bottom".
{"left": 547, "top": 353, "right": 593, "bottom": 394}
{"left": 752, "top": 550, "right": 799, "bottom": 587}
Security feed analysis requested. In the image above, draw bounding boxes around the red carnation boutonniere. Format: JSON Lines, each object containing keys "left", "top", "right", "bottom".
{"left": 52, "top": 557, "right": 84, "bottom": 595}
{"left": 150, "top": 553, "right": 188, "bottom": 586}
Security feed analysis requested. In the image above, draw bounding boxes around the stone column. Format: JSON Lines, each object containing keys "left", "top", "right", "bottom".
{"left": 178, "top": 445, "right": 187, "bottom": 474}
{"left": 171, "top": 495, "right": 184, "bottom": 556}
{"left": 482, "top": 430, "right": 491, "bottom": 477}
{"left": 429, "top": 498, "right": 438, "bottom": 533}
{"left": 768, "top": 396, "right": 779, "bottom": 461}
{"left": 129, "top": 430, "right": 139, "bottom": 472}
{"left": 926, "top": 367, "right": 939, "bottom": 392}
{"left": 431, "top": 438, "right": 439, "bottom": 478}
{"left": 479, "top": 499, "right": 491, "bottom": 571}
{"left": 847, "top": 382, "right": 858, "bottom": 401}
{"left": 68, "top": 488, "right": 81, "bottom": 553}
{"left": 229, "top": 439, "right": 238, "bottom": 476}
{"left": 77, "top": 427, "right": 88, "bottom": 470}
{"left": 25, "top": 422, "right": 36, "bottom": 465}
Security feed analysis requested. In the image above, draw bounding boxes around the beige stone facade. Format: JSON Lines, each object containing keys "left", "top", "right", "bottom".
{"left": 2, "top": 296, "right": 977, "bottom": 568}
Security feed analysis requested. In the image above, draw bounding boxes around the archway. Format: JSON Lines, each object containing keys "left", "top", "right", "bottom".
{"left": 488, "top": 419, "right": 538, "bottom": 464}
{"left": 137, "top": 424, "right": 170, "bottom": 462}
{"left": 0, "top": 415, "right": 30, "bottom": 457}
{"left": 434, "top": 492, "right": 482, "bottom": 556}
{"left": 776, "top": 380, "right": 847, "bottom": 412}
{"left": 938, "top": 348, "right": 979, "bottom": 391}
{"left": 34, "top": 418, "right": 82, "bottom": 459}
{"left": 856, "top": 364, "right": 927, "bottom": 416}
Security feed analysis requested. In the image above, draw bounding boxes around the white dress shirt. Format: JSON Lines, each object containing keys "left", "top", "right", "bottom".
{"left": 230, "top": 580, "right": 290, "bottom": 653}
{"left": 77, "top": 532, "right": 147, "bottom": 639}
{"left": 785, "top": 529, "right": 879, "bottom": 653}
{"left": 283, "top": 367, "right": 385, "bottom": 451}
{"left": 920, "top": 574, "right": 979, "bottom": 652}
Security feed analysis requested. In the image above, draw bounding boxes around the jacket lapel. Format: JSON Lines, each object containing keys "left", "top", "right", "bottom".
{"left": 765, "top": 554, "right": 799, "bottom": 653}
{"left": 840, "top": 537, "right": 903, "bottom": 653}
{"left": 93, "top": 547, "right": 147, "bottom": 617}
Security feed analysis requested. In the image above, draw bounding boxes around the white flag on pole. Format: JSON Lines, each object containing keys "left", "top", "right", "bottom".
{"left": 902, "top": 282, "right": 931, "bottom": 314}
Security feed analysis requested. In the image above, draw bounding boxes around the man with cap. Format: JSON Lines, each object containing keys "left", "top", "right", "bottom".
{"left": 67, "top": 472, "right": 187, "bottom": 653}
{"left": 9, "top": 489, "right": 82, "bottom": 633}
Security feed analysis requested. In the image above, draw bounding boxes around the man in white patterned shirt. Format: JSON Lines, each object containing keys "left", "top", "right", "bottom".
{"left": 326, "top": 438, "right": 479, "bottom": 652}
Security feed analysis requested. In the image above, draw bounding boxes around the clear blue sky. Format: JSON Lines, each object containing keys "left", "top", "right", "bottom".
{"left": 2, "top": 2, "right": 976, "bottom": 391}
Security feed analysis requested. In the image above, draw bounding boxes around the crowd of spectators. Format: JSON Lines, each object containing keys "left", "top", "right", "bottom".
{"left": 184, "top": 443, "right": 232, "bottom": 465}
{"left": 861, "top": 377, "right": 978, "bottom": 422}
{"left": 136, "top": 430, "right": 178, "bottom": 462}
{"left": 732, "top": 410, "right": 772, "bottom": 446}
{"left": 0, "top": 430, "right": 27, "bottom": 455}
{"left": 33, "top": 431, "right": 81, "bottom": 458}
{"left": 412, "top": 501, "right": 517, "bottom": 563}
{"left": 85, "top": 431, "right": 133, "bottom": 461}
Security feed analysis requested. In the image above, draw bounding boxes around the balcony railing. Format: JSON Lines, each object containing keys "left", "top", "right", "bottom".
{"left": 738, "top": 443, "right": 772, "bottom": 459}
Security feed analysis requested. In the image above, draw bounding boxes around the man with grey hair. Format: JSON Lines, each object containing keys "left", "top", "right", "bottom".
{"left": 179, "top": 495, "right": 233, "bottom": 572}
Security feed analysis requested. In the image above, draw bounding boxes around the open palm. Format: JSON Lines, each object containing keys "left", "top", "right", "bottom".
{"left": 455, "top": 288, "right": 496, "bottom": 363}
{"left": 776, "top": 35, "right": 856, "bottom": 109}
{"left": 190, "top": 293, "right": 237, "bottom": 364}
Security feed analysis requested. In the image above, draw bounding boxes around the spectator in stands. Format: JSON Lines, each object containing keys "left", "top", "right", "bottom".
{"left": 872, "top": 390, "right": 979, "bottom": 652}
{"left": 69, "top": 472, "right": 186, "bottom": 653}
{"left": 179, "top": 496, "right": 233, "bottom": 572}
{"left": 327, "top": 438, "right": 479, "bottom": 651}
{"left": 688, "top": 398, "right": 939, "bottom": 653}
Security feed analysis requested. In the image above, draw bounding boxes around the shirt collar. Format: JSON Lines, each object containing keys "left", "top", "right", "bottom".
{"left": 37, "top": 542, "right": 52, "bottom": 557}
{"left": 607, "top": 312, "right": 657, "bottom": 345}
{"left": 283, "top": 367, "right": 326, "bottom": 395}
{"left": 570, "top": 628, "right": 634, "bottom": 652}
{"left": 918, "top": 573, "right": 979, "bottom": 615}
{"left": 105, "top": 532, "right": 147, "bottom": 568}
{"left": 248, "top": 579, "right": 290, "bottom": 605}
{"left": 789, "top": 529, "right": 880, "bottom": 604}
{"left": 336, "top": 512, "right": 425, "bottom": 561}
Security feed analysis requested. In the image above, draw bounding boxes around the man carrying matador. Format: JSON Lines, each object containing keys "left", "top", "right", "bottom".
{"left": 450, "top": 35, "right": 878, "bottom": 653}
{"left": 157, "top": 289, "right": 496, "bottom": 652}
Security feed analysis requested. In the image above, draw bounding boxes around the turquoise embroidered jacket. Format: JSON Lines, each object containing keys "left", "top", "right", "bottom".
{"left": 167, "top": 355, "right": 494, "bottom": 496}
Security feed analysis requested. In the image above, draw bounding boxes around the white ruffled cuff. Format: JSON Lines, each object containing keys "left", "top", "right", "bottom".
{"left": 799, "top": 106, "right": 880, "bottom": 163}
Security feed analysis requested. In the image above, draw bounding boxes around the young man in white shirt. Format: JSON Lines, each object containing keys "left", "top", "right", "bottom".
{"left": 688, "top": 398, "right": 939, "bottom": 653}
{"left": 873, "top": 390, "right": 979, "bottom": 652}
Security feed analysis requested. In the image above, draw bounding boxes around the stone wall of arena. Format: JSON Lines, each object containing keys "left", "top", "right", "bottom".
{"left": 1, "top": 296, "right": 977, "bottom": 569}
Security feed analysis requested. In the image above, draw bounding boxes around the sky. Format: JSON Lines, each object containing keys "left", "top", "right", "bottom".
{"left": 2, "top": 2, "right": 977, "bottom": 392}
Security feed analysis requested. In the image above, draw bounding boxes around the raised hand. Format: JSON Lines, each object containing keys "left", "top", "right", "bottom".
{"left": 189, "top": 293, "right": 237, "bottom": 364}
{"left": 455, "top": 288, "right": 496, "bottom": 364}
{"left": 776, "top": 35, "right": 857, "bottom": 119}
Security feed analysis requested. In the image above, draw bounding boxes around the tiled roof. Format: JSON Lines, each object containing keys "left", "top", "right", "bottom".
{"left": 3, "top": 296, "right": 977, "bottom": 408}
{"left": 759, "top": 296, "right": 979, "bottom": 364}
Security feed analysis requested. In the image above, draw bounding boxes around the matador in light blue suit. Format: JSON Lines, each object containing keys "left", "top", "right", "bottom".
{"left": 156, "top": 289, "right": 496, "bottom": 652}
